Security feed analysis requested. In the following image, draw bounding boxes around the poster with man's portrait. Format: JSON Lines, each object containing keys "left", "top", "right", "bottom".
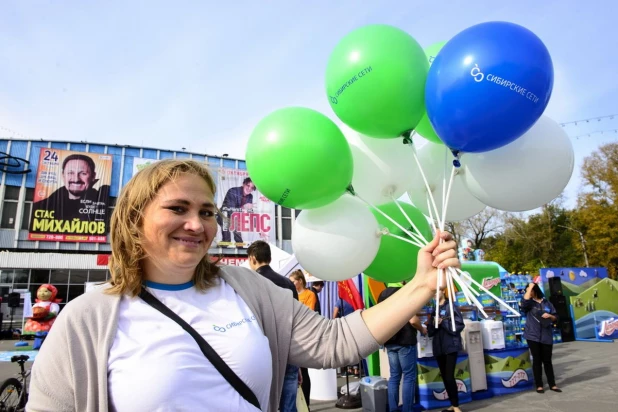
{"left": 215, "top": 167, "right": 275, "bottom": 248}
{"left": 28, "top": 148, "right": 112, "bottom": 243}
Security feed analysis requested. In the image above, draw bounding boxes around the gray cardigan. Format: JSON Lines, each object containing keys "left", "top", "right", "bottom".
{"left": 26, "top": 265, "right": 379, "bottom": 412}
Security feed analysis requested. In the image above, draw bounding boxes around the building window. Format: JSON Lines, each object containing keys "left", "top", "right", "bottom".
{"left": 50, "top": 269, "right": 69, "bottom": 284}
{"left": 1, "top": 186, "right": 21, "bottom": 229}
{"left": 30, "top": 269, "right": 50, "bottom": 284}
{"left": 88, "top": 270, "right": 108, "bottom": 283}
{"left": 281, "top": 207, "right": 293, "bottom": 240}
{"left": 21, "top": 188, "right": 34, "bottom": 230}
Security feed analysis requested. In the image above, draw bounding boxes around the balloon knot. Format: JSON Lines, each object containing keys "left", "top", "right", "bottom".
{"left": 451, "top": 149, "right": 461, "bottom": 168}
{"left": 346, "top": 184, "right": 356, "bottom": 196}
{"left": 402, "top": 130, "right": 414, "bottom": 145}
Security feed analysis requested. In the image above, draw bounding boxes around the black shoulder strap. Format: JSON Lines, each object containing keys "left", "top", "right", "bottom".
{"left": 139, "top": 288, "right": 261, "bottom": 410}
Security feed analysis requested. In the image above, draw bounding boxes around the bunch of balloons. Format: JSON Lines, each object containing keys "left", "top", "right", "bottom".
{"left": 245, "top": 21, "right": 573, "bottom": 285}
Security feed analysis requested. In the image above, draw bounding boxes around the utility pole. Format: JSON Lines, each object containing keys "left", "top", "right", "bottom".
{"left": 558, "top": 225, "right": 590, "bottom": 267}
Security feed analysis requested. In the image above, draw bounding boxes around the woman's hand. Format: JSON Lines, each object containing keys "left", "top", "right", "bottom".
{"left": 415, "top": 231, "right": 460, "bottom": 292}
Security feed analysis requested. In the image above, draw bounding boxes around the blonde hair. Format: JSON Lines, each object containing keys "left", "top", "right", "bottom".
{"left": 106, "top": 159, "right": 220, "bottom": 296}
{"left": 289, "top": 270, "right": 306, "bottom": 288}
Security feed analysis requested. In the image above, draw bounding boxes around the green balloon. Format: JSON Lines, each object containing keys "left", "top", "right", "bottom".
{"left": 416, "top": 41, "right": 447, "bottom": 144}
{"left": 325, "top": 24, "right": 428, "bottom": 138}
{"left": 246, "top": 107, "right": 353, "bottom": 209}
{"left": 363, "top": 202, "right": 432, "bottom": 282}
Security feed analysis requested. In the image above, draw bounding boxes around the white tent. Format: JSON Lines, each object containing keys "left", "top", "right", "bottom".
{"left": 278, "top": 255, "right": 323, "bottom": 282}
{"left": 240, "top": 243, "right": 293, "bottom": 273}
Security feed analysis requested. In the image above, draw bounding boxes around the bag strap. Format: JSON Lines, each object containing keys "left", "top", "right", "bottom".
{"left": 139, "top": 288, "right": 261, "bottom": 410}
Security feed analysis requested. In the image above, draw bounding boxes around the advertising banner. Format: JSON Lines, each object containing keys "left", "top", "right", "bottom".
{"left": 483, "top": 347, "right": 533, "bottom": 396}
{"left": 28, "top": 148, "right": 112, "bottom": 243}
{"left": 132, "top": 157, "right": 159, "bottom": 176}
{"left": 215, "top": 167, "right": 275, "bottom": 248}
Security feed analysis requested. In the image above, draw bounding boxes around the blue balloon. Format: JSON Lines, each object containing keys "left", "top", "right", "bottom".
{"left": 425, "top": 22, "right": 554, "bottom": 153}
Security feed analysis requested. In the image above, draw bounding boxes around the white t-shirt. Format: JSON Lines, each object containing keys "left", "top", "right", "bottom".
{"left": 108, "top": 278, "right": 273, "bottom": 412}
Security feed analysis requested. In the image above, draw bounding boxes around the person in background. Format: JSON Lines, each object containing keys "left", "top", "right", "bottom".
{"left": 310, "top": 281, "right": 324, "bottom": 315}
{"left": 427, "top": 288, "right": 465, "bottom": 412}
{"left": 26, "top": 159, "right": 461, "bottom": 412}
{"left": 521, "top": 283, "right": 561, "bottom": 394}
{"left": 290, "top": 270, "right": 317, "bottom": 311}
{"left": 289, "top": 270, "right": 315, "bottom": 409}
{"left": 378, "top": 282, "right": 426, "bottom": 412}
{"left": 248, "top": 240, "right": 299, "bottom": 411}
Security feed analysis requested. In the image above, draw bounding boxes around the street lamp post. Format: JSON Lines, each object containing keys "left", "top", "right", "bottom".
{"left": 558, "top": 225, "right": 590, "bottom": 267}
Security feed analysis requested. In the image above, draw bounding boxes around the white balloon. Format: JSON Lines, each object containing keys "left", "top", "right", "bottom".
{"left": 463, "top": 116, "right": 575, "bottom": 212}
{"left": 345, "top": 128, "right": 417, "bottom": 205}
{"left": 407, "top": 142, "right": 486, "bottom": 222}
{"left": 292, "top": 193, "right": 380, "bottom": 281}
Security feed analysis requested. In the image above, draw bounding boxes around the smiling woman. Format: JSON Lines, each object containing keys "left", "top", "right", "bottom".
{"left": 26, "top": 159, "right": 461, "bottom": 412}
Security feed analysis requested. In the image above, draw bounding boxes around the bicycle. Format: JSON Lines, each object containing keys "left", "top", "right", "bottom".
{"left": 0, "top": 355, "right": 31, "bottom": 412}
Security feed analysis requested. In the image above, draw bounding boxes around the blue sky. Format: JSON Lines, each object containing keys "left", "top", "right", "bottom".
{"left": 1, "top": 0, "right": 616, "bottom": 208}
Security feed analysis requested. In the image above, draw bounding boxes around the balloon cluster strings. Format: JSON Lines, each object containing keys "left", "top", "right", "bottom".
{"left": 353, "top": 193, "right": 426, "bottom": 248}
{"left": 402, "top": 133, "right": 521, "bottom": 329}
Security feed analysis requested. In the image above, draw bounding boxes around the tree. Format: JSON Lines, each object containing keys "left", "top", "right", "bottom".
{"left": 572, "top": 142, "right": 618, "bottom": 278}
{"left": 485, "top": 203, "right": 581, "bottom": 274}
{"left": 446, "top": 208, "right": 505, "bottom": 250}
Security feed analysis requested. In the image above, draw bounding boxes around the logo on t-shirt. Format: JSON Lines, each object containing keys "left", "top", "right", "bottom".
{"left": 212, "top": 315, "right": 257, "bottom": 333}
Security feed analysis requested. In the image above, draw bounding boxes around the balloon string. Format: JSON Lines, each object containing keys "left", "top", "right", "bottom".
{"left": 440, "top": 166, "right": 457, "bottom": 230}
{"left": 448, "top": 267, "right": 487, "bottom": 317}
{"left": 383, "top": 232, "right": 425, "bottom": 248}
{"left": 442, "top": 148, "right": 447, "bottom": 229}
{"left": 391, "top": 197, "right": 429, "bottom": 244}
{"left": 425, "top": 195, "right": 439, "bottom": 233}
{"left": 456, "top": 268, "right": 520, "bottom": 316}
{"left": 435, "top": 268, "right": 442, "bottom": 328}
{"left": 355, "top": 193, "right": 425, "bottom": 247}
{"left": 412, "top": 151, "right": 442, "bottom": 231}
{"left": 445, "top": 269, "right": 457, "bottom": 332}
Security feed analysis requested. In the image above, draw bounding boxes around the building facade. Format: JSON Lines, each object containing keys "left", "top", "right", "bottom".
{"left": 0, "top": 138, "right": 298, "bottom": 325}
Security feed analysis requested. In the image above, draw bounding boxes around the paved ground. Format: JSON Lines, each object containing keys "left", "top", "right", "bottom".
{"left": 313, "top": 341, "right": 618, "bottom": 412}
{"left": 0, "top": 339, "right": 615, "bottom": 411}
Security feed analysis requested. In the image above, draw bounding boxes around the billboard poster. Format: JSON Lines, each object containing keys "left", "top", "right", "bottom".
{"left": 28, "top": 148, "right": 112, "bottom": 243}
{"left": 132, "top": 157, "right": 159, "bottom": 176}
{"left": 215, "top": 167, "right": 275, "bottom": 248}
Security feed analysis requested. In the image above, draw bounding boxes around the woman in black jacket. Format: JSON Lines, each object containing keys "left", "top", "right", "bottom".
{"left": 427, "top": 288, "right": 465, "bottom": 412}
{"left": 521, "top": 283, "right": 561, "bottom": 394}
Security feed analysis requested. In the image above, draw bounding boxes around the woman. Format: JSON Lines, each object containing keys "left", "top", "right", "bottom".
{"left": 27, "top": 159, "right": 460, "bottom": 412}
{"left": 427, "top": 288, "right": 465, "bottom": 412}
{"left": 521, "top": 283, "right": 561, "bottom": 394}
{"left": 290, "top": 270, "right": 317, "bottom": 311}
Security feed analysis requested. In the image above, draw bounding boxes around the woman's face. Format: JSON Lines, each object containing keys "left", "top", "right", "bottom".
{"left": 292, "top": 277, "right": 303, "bottom": 292}
{"left": 141, "top": 173, "right": 218, "bottom": 280}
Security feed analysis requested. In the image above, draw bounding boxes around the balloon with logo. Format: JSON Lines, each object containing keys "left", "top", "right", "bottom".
{"left": 325, "top": 24, "right": 428, "bottom": 138}
{"left": 425, "top": 22, "right": 554, "bottom": 153}
{"left": 344, "top": 126, "right": 418, "bottom": 205}
{"left": 246, "top": 107, "right": 353, "bottom": 209}
{"left": 293, "top": 194, "right": 381, "bottom": 281}
{"left": 414, "top": 41, "right": 446, "bottom": 145}
{"left": 363, "top": 202, "right": 432, "bottom": 283}
{"left": 463, "top": 116, "right": 574, "bottom": 211}
{"left": 407, "top": 142, "right": 486, "bottom": 222}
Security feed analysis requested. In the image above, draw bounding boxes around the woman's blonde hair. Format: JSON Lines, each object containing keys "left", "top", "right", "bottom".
{"left": 289, "top": 270, "right": 306, "bottom": 288}
{"left": 106, "top": 159, "right": 220, "bottom": 296}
